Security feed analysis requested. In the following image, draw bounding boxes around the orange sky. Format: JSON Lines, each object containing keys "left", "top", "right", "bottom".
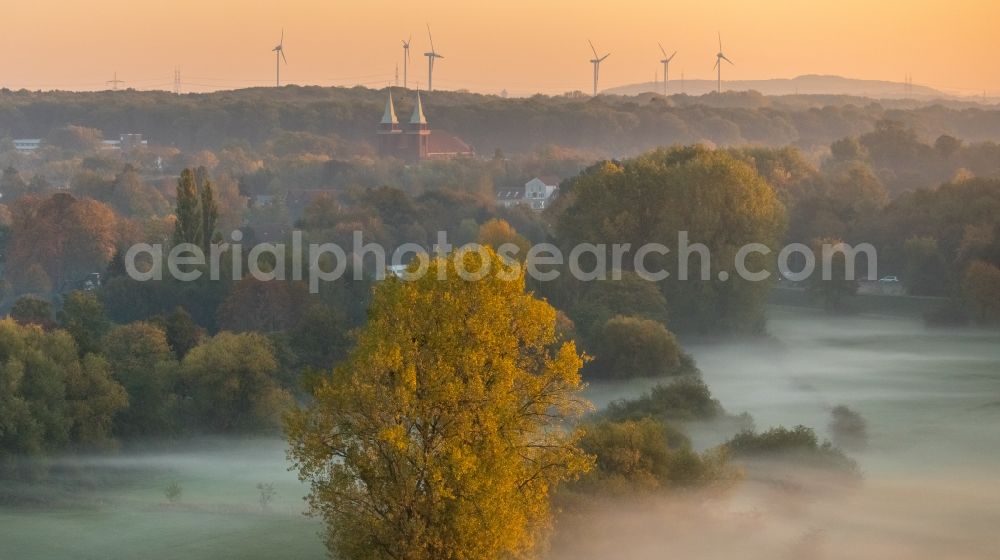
{"left": 3, "top": 0, "right": 997, "bottom": 96}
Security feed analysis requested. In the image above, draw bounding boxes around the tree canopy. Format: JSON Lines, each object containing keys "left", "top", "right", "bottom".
{"left": 286, "top": 248, "right": 592, "bottom": 560}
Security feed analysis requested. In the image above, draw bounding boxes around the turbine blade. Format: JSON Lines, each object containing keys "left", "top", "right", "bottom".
{"left": 718, "top": 31, "right": 722, "bottom": 52}
{"left": 589, "top": 39, "right": 598, "bottom": 58}
{"left": 668, "top": 51, "right": 677, "bottom": 62}
{"left": 722, "top": 54, "right": 733, "bottom": 65}
{"left": 427, "top": 23, "right": 436, "bottom": 53}
{"left": 714, "top": 58, "right": 719, "bottom": 70}
{"left": 600, "top": 53, "right": 610, "bottom": 62}
{"left": 658, "top": 42, "right": 666, "bottom": 57}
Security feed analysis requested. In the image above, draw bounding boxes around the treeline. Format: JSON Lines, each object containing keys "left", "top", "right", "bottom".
{"left": 2, "top": 86, "right": 1000, "bottom": 156}
{"left": 0, "top": 293, "right": 294, "bottom": 472}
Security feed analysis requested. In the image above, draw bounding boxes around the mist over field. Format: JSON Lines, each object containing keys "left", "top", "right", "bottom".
{"left": 3, "top": 306, "right": 998, "bottom": 559}
{"left": 564, "top": 307, "right": 1000, "bottom": 560}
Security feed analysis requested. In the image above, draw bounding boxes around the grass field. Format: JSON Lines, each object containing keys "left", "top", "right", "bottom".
{"left": 0, "top": 439, "right": 326, "bottom": 560}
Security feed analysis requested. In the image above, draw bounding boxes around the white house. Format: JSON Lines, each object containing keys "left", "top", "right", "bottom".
{"left": 13, "top": 139, "right": 42, "bottom": 152}
{"left": 495, "top": 176, "right": 559, "bottom": 211}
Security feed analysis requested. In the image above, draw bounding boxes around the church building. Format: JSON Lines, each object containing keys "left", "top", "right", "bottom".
{"left": 377, "top": 90, "right": 474, "bottom": 162}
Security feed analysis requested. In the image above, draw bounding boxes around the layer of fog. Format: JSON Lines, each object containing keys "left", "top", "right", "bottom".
{"left": 3, "top": 305, "right": 998, "bottom": 558}
{"left": 566, "top": 306, "right": 1000, "bottom": 559}
{"left": 0, "top": 438, "right": 324, "bottom": 559}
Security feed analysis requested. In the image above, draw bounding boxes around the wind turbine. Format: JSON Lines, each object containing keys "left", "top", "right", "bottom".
{"left": 107, "top": 72, "right": 124, "bottom": 91}
{"left": 424, "top": 25, "right": 443, "bottom": 91}
{"left": 401, "top": 35, "right": 412, "bottom": 89}
{"left": 272, "top": 29, "right": 287, "bottom": 87}
{"left": 588, "top": 40, "right": 610, "bottom": 96}
{"left": 713, "top": 32, "right": 733, "bottom": 93}
{"left": 658, "top": 43, "right": 677, "bottom": 96}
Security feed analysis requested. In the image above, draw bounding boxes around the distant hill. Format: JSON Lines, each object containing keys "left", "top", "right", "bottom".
{"left": 604, "top": 74, "right": 951, "bottom": 99}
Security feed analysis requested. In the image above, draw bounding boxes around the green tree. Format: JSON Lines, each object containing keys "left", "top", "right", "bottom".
{"left": 286, "top": 248, "right": 592, "bottom": 560}
{"left": 10, "top": 296, "right": 56, "bottom": 330}
{"left": 556, "top": 146, "right": 785, "bottom": 334}
{"left": 588, "top": 316, "right": 684, "bottom": 379}
{"left": 173, "top": 169, "right": 203, "bottom": 247}
{"left": 604, "top": 376, "right": 724, "bottom": 423}
{"left": 58, "top": 291, "right": 111, "bottom": 356}
{"left": 162, "top": 307, "right": 204, "bottom": 359}
{"left": 179, "top": 332, "right": 292, "bottom": 432}
{"left": 572, "top": 418, "right": 733, "bottom": 495}
{"left": 286, "top": 305, "right": 351, "bottom": 370}
{"left": 568, "top": 273, "right": 669, "bottom": 342}
{"left": 724, "top": 425, "right": 860, "bottom": 479}
{"left": 0, "top": 318, "right": 126, "bottom": 463}
{"left": 103, "top": 322, "right": 179, "bottom": 436}
{"left": 198, "top": 168, "right": 219, "bottom": 253}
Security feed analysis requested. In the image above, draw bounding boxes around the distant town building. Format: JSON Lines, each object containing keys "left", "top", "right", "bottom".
{"left": 496, "top": 177, "right": 560, "bottom": 210}
{"left": 14, "top": 133, "right": 147, "bottom": 153}
{"left": 13, "top": 139, "right": 42, "bottom": 152}
{"left": 377, "top": 90, "right": 474, "bottom": 162}
{"left": 119, "top": 133, "right": 146, "bottom": 151}
{"left": 102, "top": 133, "right": 148, "bottom": 151}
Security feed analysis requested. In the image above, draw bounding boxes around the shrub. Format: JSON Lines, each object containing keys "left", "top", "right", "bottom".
{"left": 587, "top": 316, "right": 686, "bottom": 379}
{"left": 165, "top": 481, "right": 182, "bottom": 503}
{"left": 829, "top": 405, "right": 868, "bottom": 451}
{"left": 724, "top": 425, "right": 860, "bottom": 478}
{"left": 257, "top": 482, "right": 277, "bottom": 511}
{"left": 571, "top": 418, "right": 736, "bottom": 495}
{"left": 604, "top": 376, "right": 724, "bottom": 423}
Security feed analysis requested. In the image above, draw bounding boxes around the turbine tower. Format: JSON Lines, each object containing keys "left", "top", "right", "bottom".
{"left": 713, "top": 32, "right": 733, "bottom": 93}
{"left": 402, "top": 35, "right": 412, "bottom": 89}
{"left": 588, "top": 40, "right": 610, "bottom": 96}
{"left": 424, "top": 25, "right": 444, "bottom": 91}
{"left": 272, "top": 29, "right": 287, "bottom": 87}
{"left": 658, "top": 43, "right": 677, "bottom": 96}
{"left": 107, "top": 72, "right": 124, "bottom": 91}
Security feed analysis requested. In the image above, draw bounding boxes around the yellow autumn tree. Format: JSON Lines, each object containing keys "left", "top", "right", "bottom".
{"left": 285, "top": 247, "right": 592, "bottom": 560}
{"left": 478, "top": 218, "right": 530, "bottom": 261}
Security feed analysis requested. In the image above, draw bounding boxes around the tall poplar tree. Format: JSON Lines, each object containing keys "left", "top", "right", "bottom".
{"left": 173, "top": 169, "right": 202, "bottom": 247}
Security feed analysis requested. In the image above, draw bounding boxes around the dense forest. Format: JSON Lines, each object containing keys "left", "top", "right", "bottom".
{"left": 3, "top": 86, "right": 1000, "bottom": 157}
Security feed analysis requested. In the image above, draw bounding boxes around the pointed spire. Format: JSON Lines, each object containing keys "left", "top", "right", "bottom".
{"left": 410, "top": 90, "right": 427, "bottom": 125}
{"left": 381, "top": 89, "right": 398, "bottom": 125}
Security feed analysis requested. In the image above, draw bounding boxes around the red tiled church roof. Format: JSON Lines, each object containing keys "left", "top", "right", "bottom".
{"left": 426, "top": 130, "right": 474, "bottom": 157}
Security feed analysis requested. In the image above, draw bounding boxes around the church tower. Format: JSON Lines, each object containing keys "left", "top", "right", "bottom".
{"left": 403, "top": 91, "right": 430, "bottom": 161}
{"left": 376, "top": 89, "right": 402, "bottom": 157}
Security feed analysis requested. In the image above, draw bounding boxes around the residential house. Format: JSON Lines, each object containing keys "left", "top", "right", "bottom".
{"left": 495, "top": 176, "right": 560, "bottom": 210}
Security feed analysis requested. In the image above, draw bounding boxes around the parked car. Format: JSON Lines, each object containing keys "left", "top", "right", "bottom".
{"left": 879, "top": 275, "right": 899, "bottom": 283}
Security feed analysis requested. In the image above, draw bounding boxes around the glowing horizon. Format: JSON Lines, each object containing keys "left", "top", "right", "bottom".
{"left": 3, "top": 0, "right": 998, "bottom": 96}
